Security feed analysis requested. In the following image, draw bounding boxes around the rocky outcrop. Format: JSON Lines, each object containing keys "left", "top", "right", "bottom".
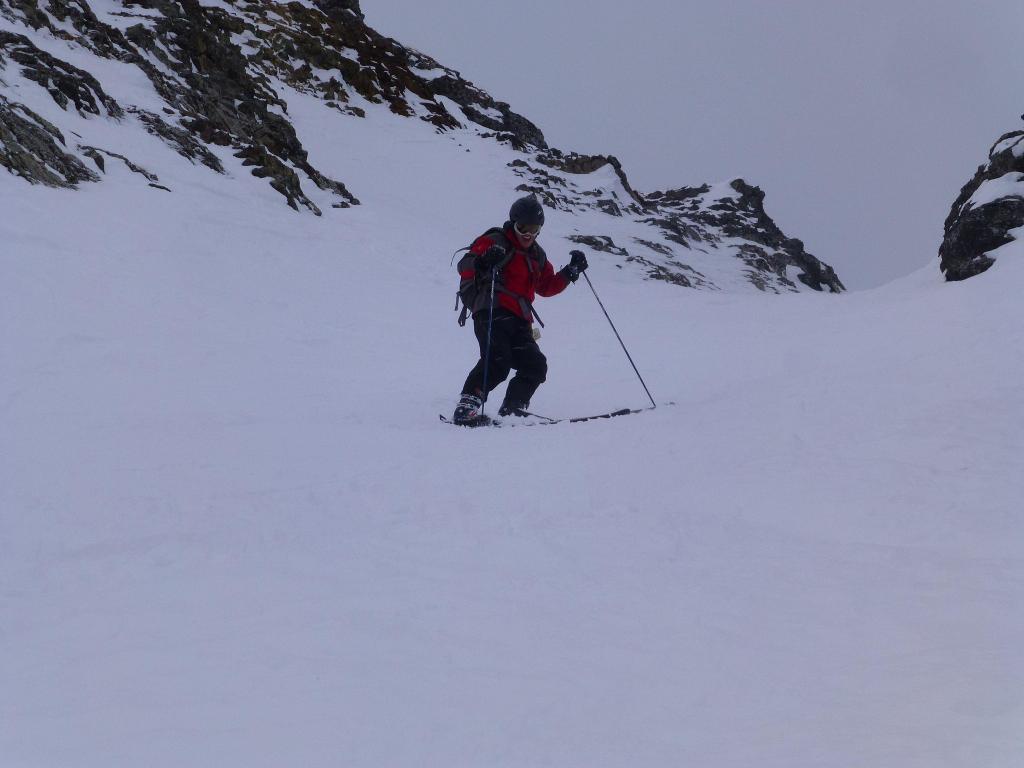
{"left": 0, "top": 30, "right": 122, "bottom": 117}
{"left": 537, "top": 150, "right": 644, "bottom": 206}
{"left": 313, "top": 0, "right": 363, "bottom": 22}
{"left": 131, "top": 108, "right": 225, "bottom": 173}
{"left": 0, "top": 0, "right": 552, "bottom": 209}
{"left": 507, "top": 153, "right": 843, "bottom": 293}
{"left": 940, "top": 129, "right": 1024, "bottom": 281}
{"left": 653, "top": 180, "right": 844, "bottom": 293}
{"left": 0, "top": 94, "right": 99, "bottom": 186}
{"left": 0, "top": 0, "right": 844, "bottom": 292}
{"left": 640, "top": 181, "right": 843, "bottom": 293}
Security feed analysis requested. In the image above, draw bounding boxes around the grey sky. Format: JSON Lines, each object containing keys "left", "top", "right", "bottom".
{"left": 365, "top": 1, "right": 1024, "bottom": 289}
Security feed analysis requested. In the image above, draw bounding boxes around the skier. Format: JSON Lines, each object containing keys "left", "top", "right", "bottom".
{"left": 451, "top": 194, "right": 589, "bottom": 425}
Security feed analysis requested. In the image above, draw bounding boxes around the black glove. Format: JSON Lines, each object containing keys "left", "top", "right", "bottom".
{"left": 476, "top": 245, "right": 506, "bottom": 272}
{"left": 560, "top": 250, "right": 589, "bottom": 283}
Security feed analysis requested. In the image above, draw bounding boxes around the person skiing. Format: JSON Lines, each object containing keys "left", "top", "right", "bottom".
{"left": 452, "top": 194, "right": 589, "bottom": 425}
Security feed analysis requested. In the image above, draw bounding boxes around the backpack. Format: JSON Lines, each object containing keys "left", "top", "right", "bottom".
{"left": 453, "top": 226, "right": 549, "bottom": 327}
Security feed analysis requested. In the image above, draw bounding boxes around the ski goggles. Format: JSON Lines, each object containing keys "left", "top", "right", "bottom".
{"left": 514, "top": 222, "right": 542, "bottom": 237}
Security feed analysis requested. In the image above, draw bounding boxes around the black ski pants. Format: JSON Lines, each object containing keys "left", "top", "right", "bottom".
{"left": 462, "top": 309, "right": 547, "bottom": 406}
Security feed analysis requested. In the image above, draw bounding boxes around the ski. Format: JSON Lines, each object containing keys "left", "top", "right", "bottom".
{"left": 439, "top": 405, "right": 662, "bottom": 429}
{"left": 502, "top": 408, "right": 559, "bottom": 424}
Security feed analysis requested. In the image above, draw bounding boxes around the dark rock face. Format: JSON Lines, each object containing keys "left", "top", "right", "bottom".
{"left": 940, "top": 130, "right": 1024, "bottom": 280}
{"left": 0, "top": 30, "right": 122, "bottom": 117}
{"left": 0, "top": 29, "right": 111, "bottom": 186}
{"left": 0, "top": 94, "right": 100, "bottom": 186}
{"left": 313, "top": 0, "right": 363, "bottom": 22}
{"left": 132, "top": 108, "right": 225, "bottom": 173}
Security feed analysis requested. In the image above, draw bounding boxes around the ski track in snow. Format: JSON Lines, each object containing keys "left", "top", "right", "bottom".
{"left": 2, "top": 46, "right": 1024, "bottom": 768}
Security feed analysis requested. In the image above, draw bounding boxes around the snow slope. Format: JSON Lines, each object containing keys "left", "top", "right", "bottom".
{"left": 3, "top": 33, "right": 1024, "bottom": 768}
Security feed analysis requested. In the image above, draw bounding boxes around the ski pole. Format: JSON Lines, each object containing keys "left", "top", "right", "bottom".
{"left": 480, "top": 267, "right": 498, "bottom": 414}
{"left": 582, "top": 271, "right": 657, "bottom": 409}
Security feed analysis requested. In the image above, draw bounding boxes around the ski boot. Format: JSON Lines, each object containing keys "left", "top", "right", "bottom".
{"left": 452, "top": 394, "right": 490, "bottom": 426}
{"left": 498, "top": 399, "right": 530, "bottom": 418}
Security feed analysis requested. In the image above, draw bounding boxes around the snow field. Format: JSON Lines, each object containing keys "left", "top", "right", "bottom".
{"left": 2, "top": 57, "right": 1023, "bottom": 767}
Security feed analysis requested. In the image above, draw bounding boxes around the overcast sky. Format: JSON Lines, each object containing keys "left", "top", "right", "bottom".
{"left": 365, "top": 1, "right": 1024, "bottom": 289}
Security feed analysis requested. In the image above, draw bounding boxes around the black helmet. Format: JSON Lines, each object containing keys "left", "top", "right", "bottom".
{"left": 509, "top": 195, "right": 545, "bottom": 227}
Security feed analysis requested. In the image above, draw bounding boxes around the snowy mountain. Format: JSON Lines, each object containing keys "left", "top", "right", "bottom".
{"left": 940, "top": 122, "right": 1024, "bottom": 280}
{"left": 3, "top": 3, "right": 1023, "bottom": 768}
{"left": 0, "top": 0, "right": 842, "bottom": 293}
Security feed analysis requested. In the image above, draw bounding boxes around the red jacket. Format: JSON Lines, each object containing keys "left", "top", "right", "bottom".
{"left": 460, "top": 224, "right": 569, "bottom": 323}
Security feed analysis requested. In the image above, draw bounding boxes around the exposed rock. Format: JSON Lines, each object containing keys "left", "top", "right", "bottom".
{"left": 940, "top": 130, "right": 1024, "bottom": 281}
{"left": 568, "top": 235, "right": 629, "bottom": 257}
{"left": 624, "top": 253, "right": 708, "bottom": 289}
{"left": 1, "top": 0, "right": 360, "bottom": 210}
{"left": 0, "top": 95, "right": 99, "bottom": 186}
{"left": 567, "top": 233, "right": 710, "bottom": 289}
{"left": 506, "top": 153, "right": 843, "bottom": 293}
{"left": 645, "top": 180, "right": 844, "bottom": 293}
{"left": 131, "top": 108, "right": 225, "bottom": 173}
{"left": 0, "top": 30, "right": 122, "bottom": 117}
{"left": 128, "top": 0, "right": 359, "bottom": 211}
{"left": 4, "top": 0, "right": 537, "bottom": 206}
{"left": 80, "top": 144, "right": 160, "bottom": 182}
{"left": 313, "top": 0, "right": 363, "bottom": 22}
{"left": 538, "top": 150, "right": 644, "bottom": 207}
{"left": 508, "top": 155, "right": 644, "bottom": 219}
{"left": 632, "top": 238, "right": 674, "bottom": 257}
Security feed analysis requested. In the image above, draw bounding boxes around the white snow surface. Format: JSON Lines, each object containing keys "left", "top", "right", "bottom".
{"left": 3, "top": 29, "right": 1024, "bottom": 768}
{"left": 992, "top": 133, "right": 1024, "bottom": 159}
{"left": 966, "top": 172, "right": 1024, "bottom": 211}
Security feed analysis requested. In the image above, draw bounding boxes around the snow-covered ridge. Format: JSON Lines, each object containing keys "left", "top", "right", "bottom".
{"left": 1, "top": 0, "right": 842, "bottom": 293}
